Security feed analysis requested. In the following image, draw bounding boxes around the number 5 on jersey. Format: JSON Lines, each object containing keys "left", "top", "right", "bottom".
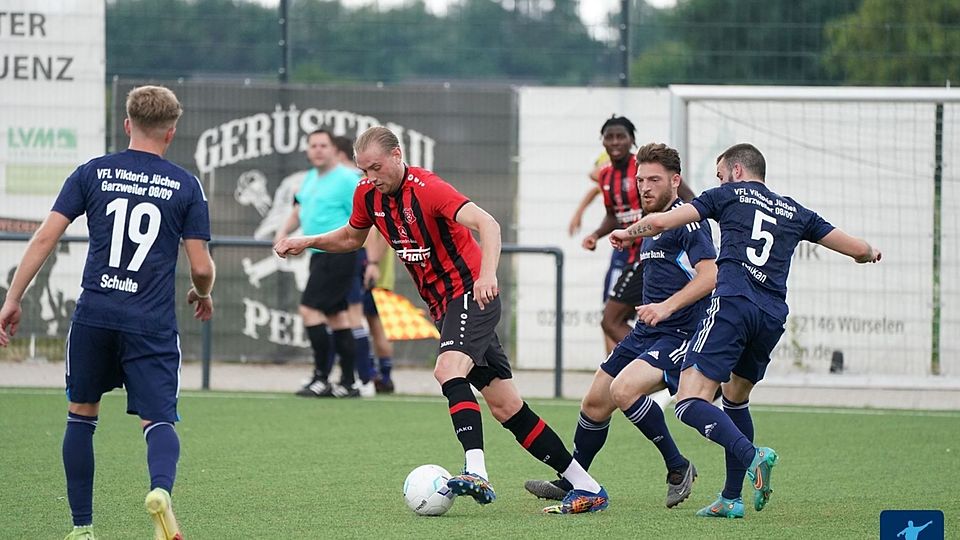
{"left": 106, "top": 198, "right": 161, "bottom": 272}
{"left": 748, "top": 209, "right": 777, "bottom": 267}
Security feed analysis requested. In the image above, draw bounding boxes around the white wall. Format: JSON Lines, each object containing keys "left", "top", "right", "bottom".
{"left": 515, "top": 87, "right": 672, "bottom": 369}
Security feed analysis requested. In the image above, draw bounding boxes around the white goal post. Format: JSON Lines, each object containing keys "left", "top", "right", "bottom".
{"left": 669, "top": 85, "right": 960, "bottom": 378}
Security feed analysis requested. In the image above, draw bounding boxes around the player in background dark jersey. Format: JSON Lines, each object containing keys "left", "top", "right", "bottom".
{"left": 526, "top": 143, "right": 716, "bottom": 509}
{"left": 275, "top": 126, "right": 609, "bottom": 515}
{"left": 0, "top": 86, "right": 213, "bottom": 540}
{"left": 611, "top": 143, "right": 881, "bottom": 518}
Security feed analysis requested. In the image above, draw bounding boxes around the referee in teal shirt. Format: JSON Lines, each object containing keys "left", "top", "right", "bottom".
{"left": 275, "top": 129, "right": 362, "bottom": 398}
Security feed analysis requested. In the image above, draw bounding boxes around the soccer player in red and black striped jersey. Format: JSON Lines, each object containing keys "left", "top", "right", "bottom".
{"left": 275, "top": 126, "right": 608, "bottom": 514}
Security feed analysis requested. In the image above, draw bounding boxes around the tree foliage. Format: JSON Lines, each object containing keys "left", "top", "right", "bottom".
{"left": 106, "top": 0, "right": 606, "bottom": 84}
{"left": 629, "top": 0, "right": 861, "bottom": 85}
{"left": 824, "top": 0, "right": 960, "bottom": 85}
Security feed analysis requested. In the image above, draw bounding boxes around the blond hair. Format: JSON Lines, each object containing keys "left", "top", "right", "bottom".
{"left": 126, "top": 85, "right": 182, "bottom": 131}
{"left": 354, "top": 126, "right": 400, "bottom": 156}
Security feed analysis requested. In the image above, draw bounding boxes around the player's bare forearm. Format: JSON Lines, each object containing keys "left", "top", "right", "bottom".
{"left": 184, "top": 239, "right": 215, "bottom": 296}
{"left": 475, "top": 216, "right": 502, "bottom": 296}
{"left": 817, "top": 229, "right": 882, "bottom": 264}
{"left": 626, "top": 205, "right": 701, "bottom": 239}
{"left": 456, "top": 202, "right": 501, "bottom": 308}
{"left": 663, "top": 259, "right": 717, "bottom": 313}
{"left": 590, "top": 211, "right": 619, "bottom": 240}
{"left": 636, "top": 259, "right": 716, "bottom": 327}
{"left": 5, "top": 212, "right": 70, "bottom": 303}
{"left": 274, "top": 225, "right": 367, "bottom": 258}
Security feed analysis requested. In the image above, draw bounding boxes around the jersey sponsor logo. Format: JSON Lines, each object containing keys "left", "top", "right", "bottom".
{"left": 615, "top": 208, "right": 642, "bottom": 224}
{"left": 403, "top": 208, "right": 417, "bottom": 224}
{"left": 397, "top": 247, "right": 432, "bottom": 264}
{"left": 640, "top": 249, "right": 666, "bottom": 261}
{"left": 374, "top": 211, "right": 386, "bottom": 217}
{"left": 440, "top": 339, "right": 454, "bottom": 347}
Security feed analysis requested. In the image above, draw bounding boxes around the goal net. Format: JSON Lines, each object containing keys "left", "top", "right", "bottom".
{"left": 670, "top": 85, "right": 960, "bottom": 378}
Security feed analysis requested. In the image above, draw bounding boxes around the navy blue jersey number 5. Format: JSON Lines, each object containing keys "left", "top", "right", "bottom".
{"left": 747, "top": 209, "right": 776, "bottom": 267}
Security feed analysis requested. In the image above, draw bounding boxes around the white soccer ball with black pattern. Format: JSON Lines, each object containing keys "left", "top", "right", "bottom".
{"left": 403, "top": 464, "right": 456, "bottom": 516}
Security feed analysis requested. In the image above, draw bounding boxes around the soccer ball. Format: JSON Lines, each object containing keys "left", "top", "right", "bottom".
{"left": 403, "top": 464, "right": 456, "bottom": 516}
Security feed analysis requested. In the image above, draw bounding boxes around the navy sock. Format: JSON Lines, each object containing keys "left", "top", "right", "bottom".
{"left": 623, "top": 395, "right": 686, "bottom": 471}
{"left": 305, "top": 324, "right": 331, "bottom": 380}
{"left": 352, "top": 327, "right": 374, "bottom": 383}
{"left": 378, "top": 356, "right": 393, "bottom": 381}
{"left": 502, "top": 402, "right": 574, "bottom": 474}
{"left": 441, "top": 377, "right": 484, "bottom": 452}
{"left": 721, "top": 397, "right": 754, "bottom": 499}
{"left": 332, "top": 329, "right": 357, "bottom": 387}
{"left": 63, "top": 412, "right": 97, "bottom": 526}
{"left": 676, "top": 398, "right": 755, "bottom": 468}
{"left": 572, "top": 411, "right": 610, "bottom": 471}
{"left": 144, "top": 422, "right": 180, "bottom": 493}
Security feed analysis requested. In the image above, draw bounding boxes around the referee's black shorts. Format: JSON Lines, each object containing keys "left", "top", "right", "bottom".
{"left": 607, "top": 261, "right": 643, "bottom": 306}
{"left": 436, "top": 293, "right": 512, "bottom": 390}
{"left": 300, "top": 251, "right": 358, "bottom": 315}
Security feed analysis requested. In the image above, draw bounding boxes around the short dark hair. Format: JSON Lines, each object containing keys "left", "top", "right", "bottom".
{"left": 600, "top": 115, "right": 636, "bottom": 141}
{"left": 719, "top": 143, "right": 765, "bottom": 180}
{"left": 332, "top": 135, "right": 354, "bottom": 160}
{"left": 307, "top": 128, "right": 331, "bottom": 140}
{"left": 636, "top": 143, "right": 681, "bottom": 175}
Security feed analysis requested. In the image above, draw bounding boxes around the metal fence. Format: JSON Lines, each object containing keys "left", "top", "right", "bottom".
{"left": 0, "top": 233, "right": 567, "bottom": 397}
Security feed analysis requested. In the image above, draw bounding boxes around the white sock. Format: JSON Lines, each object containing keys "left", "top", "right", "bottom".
{"left": 464, "top": 449, "right": 488, "bottom": 479}
{"left": 562, "top": 458, "right": 601, "bottom": 493}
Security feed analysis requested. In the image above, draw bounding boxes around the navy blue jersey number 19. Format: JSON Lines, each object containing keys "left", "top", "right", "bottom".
{"left": 106, "top": 198, "right": 161, "bottom": 272}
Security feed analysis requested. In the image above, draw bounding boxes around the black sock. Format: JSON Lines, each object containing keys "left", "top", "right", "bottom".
{"left": 305, "top": 324, "right": 330, "bottom": 380}
{"left": 441, "top": 377, "right": 484, "bottom": 452}
{"left": 502, "top": 402, "right": 573, "bottom": 474}
{"left": 332, "top": 329, "right": 356, "bottom": 387}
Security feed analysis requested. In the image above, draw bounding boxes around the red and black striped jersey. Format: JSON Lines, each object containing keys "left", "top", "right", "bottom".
{"left": 599, "top": 155, "right": 643, "bottom": 263}
{"left": 349, "top": 166, "right": 481, "bottom": 320}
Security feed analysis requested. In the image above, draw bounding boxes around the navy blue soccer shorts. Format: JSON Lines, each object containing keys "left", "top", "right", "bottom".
{"left": 65, "top": 321, "right": 182, "bottom": 423}
{"left": 347, "top": 247, "right": 367, "bottom": 305}
{"left": 682, "top": 295, "right": 785, "bottom": 384}
{"left": 436, "top": 293, "right": 512, "bottom": 390}
{"left": 599, "top": 329, "right": 689, "bottom": 395}
{"left": 362, "top": 289, "right": 379, "bottom": 317}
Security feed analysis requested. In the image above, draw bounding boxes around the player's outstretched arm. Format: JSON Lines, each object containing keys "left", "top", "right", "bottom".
{"left": 456, "top": 202, "right": 501, "bottom": 310}
{"left": 0, "top": 212, "right": 70, "bottom": 346}
{"left": 274, "top": 224, "right": 369, "bottom": 259}
{"left": 583, "top": 208, "right": 619, "bottom": 251}
{"left": 569, "top": 185, "right": 601, "bottom": 237}
{"left": 184, "top": 239, "right": 216, "bottom": 321}
{"left": 816, "top": 229, "right": 881, "bottom": 264}
{"left": 610, "top": 204, "right": 701, "bottom": 249}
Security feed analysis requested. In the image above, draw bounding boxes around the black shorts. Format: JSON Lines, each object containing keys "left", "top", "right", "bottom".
{"left": 301, "top": 251, "right": 358, "bottom": 315}
{"left": 608, "top": 261, "right": 643, "bottom": 306}
{"left": 437, "top": 293, "right": 512, "bottom": 390}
